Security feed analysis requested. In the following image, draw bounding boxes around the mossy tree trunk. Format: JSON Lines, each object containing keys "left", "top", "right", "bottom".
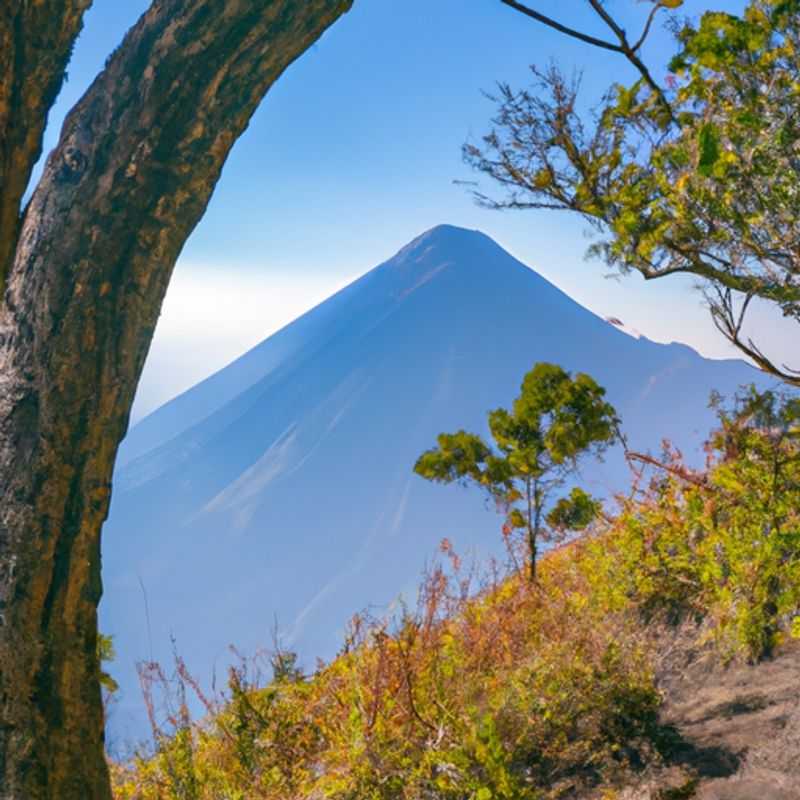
{"left": 0, "top": 1, "right": 352, "bottom": 797}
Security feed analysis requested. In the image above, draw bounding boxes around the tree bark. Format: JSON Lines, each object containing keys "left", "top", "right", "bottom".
{"left": 0, "top": 1, "right": 92, "bottom": 289}
{"left": 0, "top": 1, "right": 352, "bottom": 797}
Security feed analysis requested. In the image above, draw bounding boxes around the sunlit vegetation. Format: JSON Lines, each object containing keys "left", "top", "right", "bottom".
{"left": 414, "top": 363, "right": 618, "bottom": 582}
{"left": 592, "top": 386, "right": 800, "bottom": 661}
{"left": 469, "top": 0, "right": 800, "bottom": 387}
{"left": 110, "top": 385, "right": 800, "bottom": 799}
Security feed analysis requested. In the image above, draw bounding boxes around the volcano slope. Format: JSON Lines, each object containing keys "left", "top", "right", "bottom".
{"left": 101, "top": 225, "right": 766, "bottom": 739}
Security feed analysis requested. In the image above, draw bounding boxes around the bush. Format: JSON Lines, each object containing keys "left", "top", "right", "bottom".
{"left": 112, "top": 553, "right": 661, "bottom": 799}
{"left": 588, "top": 387, "right": 800, "bottom": 660}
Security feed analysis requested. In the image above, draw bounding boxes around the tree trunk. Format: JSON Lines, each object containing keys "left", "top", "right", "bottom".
{"left": 526, "top": 477, "right": 539, "bottom": 583}
{"left": 0, "top": 2, "right": 351, "bottom": 797}
{"left": 0, "top": 1, "right": 92, "bottom": 290}
{"left": 528, "top": 478, "right": 543, "bottom": 583}
{"left": 528, "top": 528, "right": 538, "bottom": 583}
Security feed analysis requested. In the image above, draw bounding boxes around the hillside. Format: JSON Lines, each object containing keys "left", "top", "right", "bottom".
{"left": 110, "top": 616, "right": 800, "bottom": 800}
{"left": 109, "top": 385, "right": 800, "bottom": 798}
{"left": 100, "top": 225, "right": 767, "bottom": 740}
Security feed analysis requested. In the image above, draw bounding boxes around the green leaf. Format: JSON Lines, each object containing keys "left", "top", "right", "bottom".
{"left": 508, "top": 509, "right": 527, "bottom": 529}
{"left": 546, "top": 487, "right": 601, "bottom": 532}
{"left": 698, "top": 123, "right": 720, "bottom": 176}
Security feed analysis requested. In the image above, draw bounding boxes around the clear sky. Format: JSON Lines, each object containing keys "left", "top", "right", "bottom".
{"left": 40, "top": 0, "right": 791, "bottom": 421}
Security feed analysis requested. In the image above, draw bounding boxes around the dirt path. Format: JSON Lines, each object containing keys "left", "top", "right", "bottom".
{"left": 629, "top": 634, "right": 800, "bottom": 799}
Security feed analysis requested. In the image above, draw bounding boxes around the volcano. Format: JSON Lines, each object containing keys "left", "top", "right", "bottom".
{"left": 101, "top": 224, "right": 762, "bottom": 739}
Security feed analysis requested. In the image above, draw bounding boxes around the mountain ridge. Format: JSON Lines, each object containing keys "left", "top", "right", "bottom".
{"left": 119, "top": 224, "right": 717, "bottom": 468}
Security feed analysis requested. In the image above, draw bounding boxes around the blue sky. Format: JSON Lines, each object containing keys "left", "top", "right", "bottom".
{"left": 41, "top": 0, "right": 791, "bottom": 419}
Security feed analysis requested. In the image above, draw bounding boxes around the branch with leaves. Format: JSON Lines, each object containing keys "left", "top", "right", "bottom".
{"left": 476, "top": 1, "right": 800, "bottom": 386}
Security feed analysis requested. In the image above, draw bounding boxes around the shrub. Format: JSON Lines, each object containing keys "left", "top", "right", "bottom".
{"left": 589, "top": 387, "right": 800, "bottom": 660}
{"left": 112, "top": 554, "right": 660, "bottom": 799}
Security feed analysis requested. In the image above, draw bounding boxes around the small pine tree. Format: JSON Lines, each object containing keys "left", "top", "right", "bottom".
{"left": 415, "top": 363, "right": 619, "bottom": 581}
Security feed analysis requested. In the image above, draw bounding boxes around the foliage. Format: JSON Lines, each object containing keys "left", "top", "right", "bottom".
{"left": 98, "top": 633, "right": 120, "bottom": 695}
{"left": 414, "top": 362, "right": 619, "bottom": 580}
{"left": 589, "top": 386, "right": 800, "bottom": 660}
{"left": 111, "top": 551, "right": 662, "bottom": 799}
{"left": 467, "top": 0, "right": 800, "bottom": 386}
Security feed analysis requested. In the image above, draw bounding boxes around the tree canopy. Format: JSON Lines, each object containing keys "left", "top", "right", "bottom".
{"left": 471, "top": 0, "right": 800, "bottom": 386}
{"left": 415, "top": 363, "right": 619, "bottom": 580}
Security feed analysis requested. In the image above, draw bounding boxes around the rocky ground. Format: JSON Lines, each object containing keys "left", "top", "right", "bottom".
{"left": 613, "top": 630, "right": 800, "bottom": 800}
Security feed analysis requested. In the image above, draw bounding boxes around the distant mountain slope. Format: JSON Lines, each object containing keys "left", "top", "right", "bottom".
{"left": 101, "top": 225, "right": 764, "bottom": 741}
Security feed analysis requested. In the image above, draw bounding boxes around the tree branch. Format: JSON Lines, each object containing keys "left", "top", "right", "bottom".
{"left": 585, "top": 0, "right": 674, "bottom": 118}
{"left": 0, "top": 0, "right": 92, "bottom": 294}
{"left": 586, "top": 0, "right": 628, "bottom": 43}
{"left": 500, "top": 0, "right": 675, "bottom": 123}
{"left": 499, "top": 0, "right": 623, "bottom": 52}
{"left": 709, "top": 289, "right": 800, "bottom": 387}
{"left": 625, "top": 451, "right": 710, "bottom": 490}
{"left": 642, "top": 241, "right": 800, "bottom": 308}
{"left": 631, "top": 4, "right": 662, "bottom": 53}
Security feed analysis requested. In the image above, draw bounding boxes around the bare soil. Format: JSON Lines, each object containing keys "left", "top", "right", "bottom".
{"left": 610, "top": 629, "right": 800, "bottom": 800}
